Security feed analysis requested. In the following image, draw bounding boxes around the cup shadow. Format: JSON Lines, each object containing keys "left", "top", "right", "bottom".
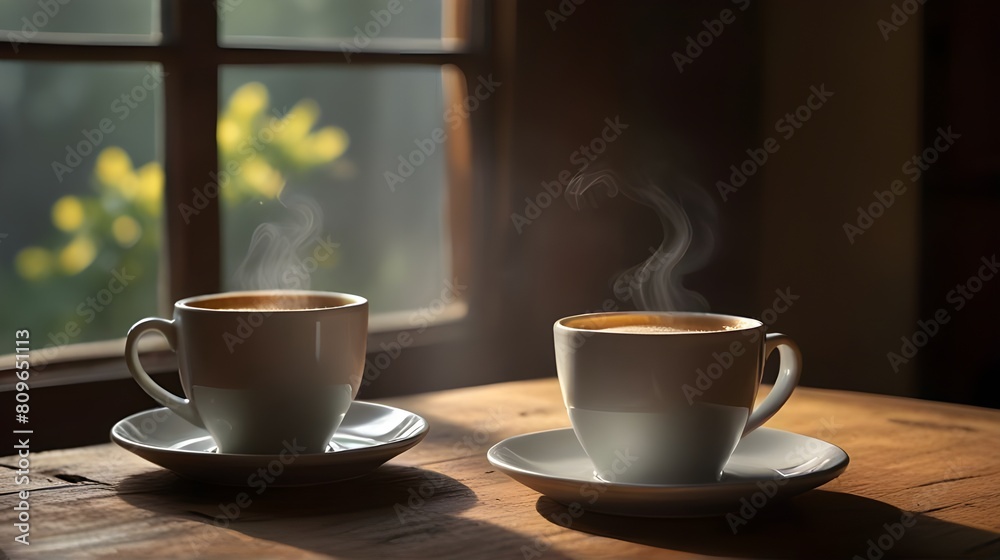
{"left": 534, "top": 490, "right": 1000, "bottom": 559}
{"left": 118, "top": 465, "right": 571, "bottom": 559}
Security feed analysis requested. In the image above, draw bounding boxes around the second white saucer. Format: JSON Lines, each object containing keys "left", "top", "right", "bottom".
{"left": 487, "top": 427, "right": 848, "bottom": 517}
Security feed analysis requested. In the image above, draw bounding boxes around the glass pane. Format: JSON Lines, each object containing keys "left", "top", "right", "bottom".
{"left": 220, "top": 0, "right": 464, "bottom": 52}
{"left": 0, "top": 0, "right": 160, "bottom": 46}
{"left": 219, "top": 66, "right": 455, "bottom": 316}
{"left": 0, "top": 62, "right": 163, "bottom": 360}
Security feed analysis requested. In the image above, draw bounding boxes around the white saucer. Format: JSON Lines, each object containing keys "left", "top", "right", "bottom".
{"left": 487, "top": 427, "right": 848, "bottom": 517}
{"left": 111, "top": 401, "right": 428, "bottom": 486}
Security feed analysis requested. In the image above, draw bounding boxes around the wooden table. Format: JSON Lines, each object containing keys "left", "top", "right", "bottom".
{"left": 2, "top": 378, "right": 999, "bottom": 559}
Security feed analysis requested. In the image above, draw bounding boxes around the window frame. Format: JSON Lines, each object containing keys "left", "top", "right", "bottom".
{"left": 0, "top": 0, "right": 494, "bottom": 388}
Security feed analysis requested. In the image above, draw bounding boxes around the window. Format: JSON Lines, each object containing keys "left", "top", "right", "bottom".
{"left": 0, "top": 1, "right": 483, "bottom": 377}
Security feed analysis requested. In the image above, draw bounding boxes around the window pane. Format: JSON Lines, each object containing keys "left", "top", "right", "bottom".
{"left": 0, "top": 62, "right": 163, "bottom": 359}
{"left": 0, "top": 0, "right": 160, "bottom": 46}
{"left": 220, "top": 0, "right": 465, "bottom": 52}
{"left": 219, "top": 66, "right": 456, "bottom": 316}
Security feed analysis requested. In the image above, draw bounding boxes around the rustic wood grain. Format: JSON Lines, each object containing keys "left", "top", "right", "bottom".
{"left": 1, "top": 379, "right": 999, "bottom": 559}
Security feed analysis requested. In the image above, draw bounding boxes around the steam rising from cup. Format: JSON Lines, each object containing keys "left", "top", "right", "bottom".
{"left": 566, "top": 168, "right": 716, "bottom": 312}
{"left": 234, "top": 194, "right": 335, "bottom": 308}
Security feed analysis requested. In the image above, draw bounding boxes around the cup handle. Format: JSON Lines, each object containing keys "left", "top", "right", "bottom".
{"left": 744, "top": 333, "right": 801, "bottom": 435}
{"left": 125, "top": 317, "right": 204, "bottom": 428}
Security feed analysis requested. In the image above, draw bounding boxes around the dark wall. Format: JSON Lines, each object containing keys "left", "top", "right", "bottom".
{"left": 921, "top": 1, "right": 1000, "bottom": 407}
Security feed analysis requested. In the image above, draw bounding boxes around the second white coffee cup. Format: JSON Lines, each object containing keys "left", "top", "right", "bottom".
{"left": 554, "top": 311, "right": 801, "bottom": 485}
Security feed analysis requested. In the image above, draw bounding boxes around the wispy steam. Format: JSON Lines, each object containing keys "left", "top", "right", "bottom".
{"left": 566, "top": 168, "right": 716, "bottom": 311}
{"left": 234, "top": 194, "right": 326, "bottom": 291}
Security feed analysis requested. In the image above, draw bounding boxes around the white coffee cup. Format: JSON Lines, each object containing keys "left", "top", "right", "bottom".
{"left": 553, "top": 311, "right": 801, "bottom": 484}
{"left": 125, "top": 290, "right": 368, "bottom": 455}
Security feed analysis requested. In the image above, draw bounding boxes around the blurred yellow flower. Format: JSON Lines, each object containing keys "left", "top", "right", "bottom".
{"left": 58, "top": 235, "right": 97, "bottom": 275}
{"left": 308, "top": 126, "right": 349, "bottom": 162}
{"left": 227, "top": 82, "right": 268, "bottom": 120}
{"left": 95, "top": 147, "right": 133, "bottom": 186}
{"left": 15, "top": 247, "right": 53, "bottom": 280}
{"left": 117, "top": 173, "right": 140, "bottom": 200}
{"left": 51, "top": 195, "right": 85, "bottom": 232}
{"left": 242, "top": 158, "right": 284, "bottom": 198}
{"left": 135, "top": 162, "right": 163, "bottom": 215}
{"left": 276, "top": 99, "right": 320, "bottom": 146}
{"left": 112, "top": 215, "right": 142, "bottom": 248}
{"left": 218, "top": 117, "right": 243, "bottom": 154}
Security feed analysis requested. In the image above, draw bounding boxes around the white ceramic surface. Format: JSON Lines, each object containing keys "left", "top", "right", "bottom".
{"left": 553, "top": 311, "right": 801, "bottom": 484}
{"left": 124, "top": 290, "right": 368, "bottom": 454}
{"left": 111, "top": 401, "right": 428, "bottom": 486}
{"left": 487, "top": 427, "right": 848, "bottom": 517}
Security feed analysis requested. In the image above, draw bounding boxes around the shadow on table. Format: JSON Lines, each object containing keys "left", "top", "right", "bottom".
{"left": 535, "top": 490, "right": 1000, "bottom": 559}
{"left": 119, "top": 465, "right": 569, "bottom": 559}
